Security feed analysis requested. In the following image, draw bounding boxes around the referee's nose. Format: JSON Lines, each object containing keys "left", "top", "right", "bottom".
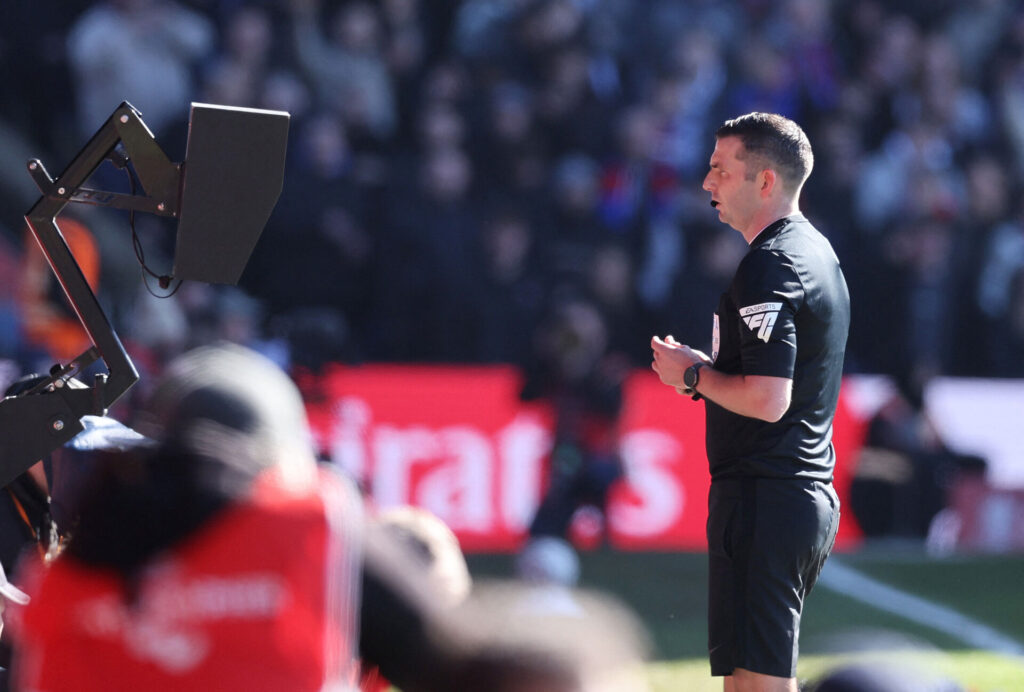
{"left": 702, "top": 171, "right": 713, "bottom": 192}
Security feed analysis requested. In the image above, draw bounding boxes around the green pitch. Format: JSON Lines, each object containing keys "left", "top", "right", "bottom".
{"left": 646, "top": 651, "right": 1024, "bottom": 692}
{"left": 464, "top": 547, "right": 1024, "bottom": 690}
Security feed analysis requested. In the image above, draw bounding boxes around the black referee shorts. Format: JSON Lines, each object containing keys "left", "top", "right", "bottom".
{"left": 706, "top": 476, "right": 839, "bottom": 678}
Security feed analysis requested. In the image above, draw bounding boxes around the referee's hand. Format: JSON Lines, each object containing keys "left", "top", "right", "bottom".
{"left": 651, "top": 335, "right": 707, "bottom": 389}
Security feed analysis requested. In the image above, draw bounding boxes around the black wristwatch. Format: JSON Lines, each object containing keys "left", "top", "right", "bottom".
{"left": 683, "top": 361, "right": 706, "bottom": 390}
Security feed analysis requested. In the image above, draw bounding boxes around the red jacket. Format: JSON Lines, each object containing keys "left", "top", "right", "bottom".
{"left": 11, "top": 468, "right": 363, "bottom": 692}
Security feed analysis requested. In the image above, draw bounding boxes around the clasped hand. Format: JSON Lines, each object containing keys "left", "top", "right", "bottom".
{"left": 650, "top": 335, "right": 711, "bottom": 392}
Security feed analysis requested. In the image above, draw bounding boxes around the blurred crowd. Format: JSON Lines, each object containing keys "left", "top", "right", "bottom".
{"left": 2, "top": 0, "right": 1024, "bottom": 391}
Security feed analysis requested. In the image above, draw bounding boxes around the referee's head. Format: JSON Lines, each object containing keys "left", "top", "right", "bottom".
{"left": 716, "top": 112, "right": 814, "bottom": 197}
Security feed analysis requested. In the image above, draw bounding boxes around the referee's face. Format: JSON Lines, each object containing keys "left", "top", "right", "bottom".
{"left": 703, "top": 136, "right": 760, "bottom": 235}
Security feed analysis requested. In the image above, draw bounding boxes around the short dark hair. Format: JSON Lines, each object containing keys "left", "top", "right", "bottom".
{"left": 716, "top": 112, "right": 814, "bottom": 192}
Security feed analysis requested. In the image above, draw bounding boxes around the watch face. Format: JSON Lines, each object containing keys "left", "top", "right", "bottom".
{"left": 684, "top": 365, "right": 698, "bottom": 389}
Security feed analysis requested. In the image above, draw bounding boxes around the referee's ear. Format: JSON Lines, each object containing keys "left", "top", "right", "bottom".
{"left": 759, "top": 168, "right": 778, "bottom": 198}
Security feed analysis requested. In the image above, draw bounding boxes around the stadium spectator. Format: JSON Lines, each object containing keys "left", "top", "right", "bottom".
{"left": 646, "top": 29, "right": 729, "bottom": 181}
{"left": 997, "top": 35, "right": 1024, "bottom": 177}
{"left": 587, "top": 242, "right": 650, "bottom": 366}
{"left": 66, "top": 0, "right": 214, "bottom": 139}
{"left": 375, "top": 142, "right": 484, "bottom": 361}
{"left": 531, "top": 40, "right": 620, "bottom": 162}
{"left": 988, "top": 265, "right": 1024, "bottom": 376}
{"left": 849, "top": 374, "right": 987, "bottom": 539}
{"left": 192, "top": 4, "right": 280, "bottom": 114}
{"left": 0, "top": 237, "right": 24, "bottom": 363}
{"left": 289, "top": 0, "right": 397, "bottom": 141}
{"left": 975, "top": 195, "right": 1024, "bottom": 376}
{"left": 946, "top": 151, "right": 1015, "bottom": 374}
{"left": 472, "top": 80, "right": 549, "bottom": 211}
{"left": 597, "top": 104, "right": 685, "bottom": 322}
{"left": 875, "top": 212, "right": 961, "bottom": 386}
{"left": 242, "top": 109, "right": 380, "bottom": 363}
{"left": 725, "top": 35, "right": 802, "bottom": 122}
{"left": 520, "top": 296, "right": 627, "bottom": 551}
{"left": 380, "top": 0, "right": 429, "bottom": 144}
{"left": 538, "top": 152, "right": 609, "bottom": 292}
{"left": 475, "top": 209, "right": 547, "bottom": 365}
{"left": 775, "top": 0, "right": 843, "bottom": 115}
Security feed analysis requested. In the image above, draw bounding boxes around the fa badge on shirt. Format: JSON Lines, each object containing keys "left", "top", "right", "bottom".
{"left": 739, "top": 302, "right": 782, "bottom": 343}
{"left": 712, "top": 313, "right": 720, "bottom": 362}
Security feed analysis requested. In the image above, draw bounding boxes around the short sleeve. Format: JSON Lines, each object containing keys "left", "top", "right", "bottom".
{"left": 729, "top": 248, "right": 803, "bottom": 378}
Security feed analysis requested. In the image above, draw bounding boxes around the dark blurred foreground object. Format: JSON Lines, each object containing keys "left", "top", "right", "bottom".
{"left": 0, "top": 375, "right": 71, "bottom": 580}
{"left": 8, "top": 344, "right": 365, "bottom": 691}
{"left": 0, "top": 373, "right": 145, "bottom": 691}
{"left": 444, "top": 580, "right": 651, "bottom": 692}
{"left": 0, "top": 411, "right": 147, "bottom": 574}
{"left": 3, "top": 99, "right": 288, "bottom": 489}
{"left": 808, "top": 660, "right": 965, "bottom": 692}
{"left": 359, "top": 505, "right": 473, "bottom": 692}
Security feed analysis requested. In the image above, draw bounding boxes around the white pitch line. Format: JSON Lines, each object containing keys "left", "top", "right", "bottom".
{"left": 817, "top": 558, "right": 1024, "bottom": 657}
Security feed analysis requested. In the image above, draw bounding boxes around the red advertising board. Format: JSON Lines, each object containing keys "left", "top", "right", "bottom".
{"left": 303, "top": 366, "right": 867, "bottom": 552}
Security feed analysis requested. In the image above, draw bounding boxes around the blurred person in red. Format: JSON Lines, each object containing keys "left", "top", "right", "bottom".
{"left": 8, "top": 343, "right": 366, "bottom": 692}
{"left": 8, "top": 344, "right": 549, "bottom": 692}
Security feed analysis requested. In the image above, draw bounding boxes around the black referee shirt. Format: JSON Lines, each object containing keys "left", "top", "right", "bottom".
{"left": 704, "top": 213, "right": 850, "bottom": 481}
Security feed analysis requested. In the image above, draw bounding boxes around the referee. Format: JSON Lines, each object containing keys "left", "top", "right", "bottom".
{"left": 651, "top": 112, "right": 850, "bottom": 692}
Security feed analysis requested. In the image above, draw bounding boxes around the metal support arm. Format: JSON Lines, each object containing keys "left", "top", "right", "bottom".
{"left": 0, "top": 102, "right": 174, "bottom": 486}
